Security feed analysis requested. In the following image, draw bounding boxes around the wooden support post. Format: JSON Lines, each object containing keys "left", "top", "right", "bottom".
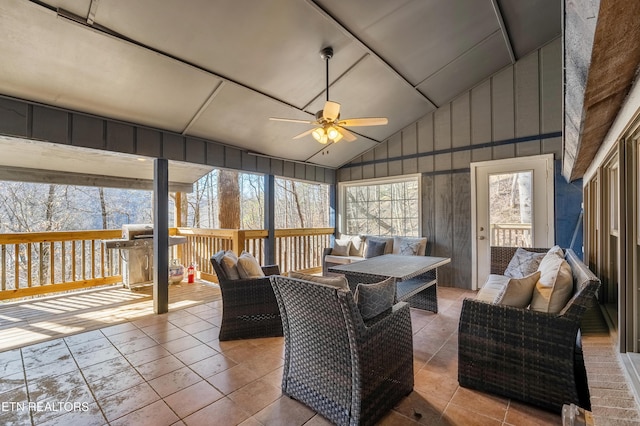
{"left": 154, "top": 158, "right": 169, "bottom": 314}
{"left": 329, "top": 183, "right": 337, "bottom": 244}
{"left": 264, "top": 174, "right": 276, "bottom": 265}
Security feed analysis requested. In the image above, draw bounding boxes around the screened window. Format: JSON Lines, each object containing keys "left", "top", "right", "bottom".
{"left": 341, "top": 176, "right": 420, "bottom": 236}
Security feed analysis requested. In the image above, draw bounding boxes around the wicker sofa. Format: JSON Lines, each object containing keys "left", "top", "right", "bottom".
{"left": 322, "top": 234, "right": 427, "bottom": 275}
{"left": 270, "top": 275, "right": 414, "bottom": 426}
{"left": 210, "top": 251, "right": 283, "bottom": 341}
{"left": 458, "top": 247, "right": 600, "bottom": 413}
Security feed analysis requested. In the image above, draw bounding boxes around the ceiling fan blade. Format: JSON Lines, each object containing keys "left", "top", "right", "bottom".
{"left": 337, "top": 127, "right": 357, "bottom": 142}
{"left": 323, "top": 101, "right": 341, "bottom": 121}
{"left": 270, "top": 117, "right": 315, "bottom": 124}
{"left": 292, "top": 128, "right": 316, "bottom": 140}
{"left": 338, "top": 117, "right": 388, "bottom": 127}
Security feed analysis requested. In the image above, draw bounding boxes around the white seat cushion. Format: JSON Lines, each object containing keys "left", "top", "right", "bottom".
{"left": 476, "top": 274, "right": 510, "bottom": 303}
{"left": 324, "top": 255, "right": 364, "bottom": 265}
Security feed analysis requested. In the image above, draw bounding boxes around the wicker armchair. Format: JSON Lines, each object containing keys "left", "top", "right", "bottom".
{"left": 210, "top": 251, "right": 283, "bottom": 341}
{"left": 270, "top": 275, "right": 414, "bottom": 426}
{"left": 458, "top": 247, "right": 600, "bottom": 413}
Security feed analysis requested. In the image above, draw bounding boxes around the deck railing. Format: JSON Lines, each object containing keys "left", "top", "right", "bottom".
{"left": 0, "top": 230, "right": 123, "bottom": 300}
{"left": 490, "top": 223, "right": 532, "bottom": 247}
{"left": 0, "top": 227, "right": 334, "bottom": 300}
{"left": 174, "top": 227, "right": 334, "bottom": 282}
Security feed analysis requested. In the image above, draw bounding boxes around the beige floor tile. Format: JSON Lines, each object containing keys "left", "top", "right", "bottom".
{"left": 442, "top": 402, "right": 503, "bottom": 425}
{"left": 173, "top": 343, "right": 219, "bottom": 366}
{"left": 0, "top": 386, "right": 31, "bottom": 426}
{"left": 189, "top": 352, "right": 237, "bottom": 378}
{"left": 161, "top": 335, "right": 203, "bottom": 354}
{"left": 150, "top": 328, "right": 191, "bottom": 344}
{"left": 110, "top": 399, "right": 179, "bottom": 426}
{"left": 88, "top": 366, "right": 144, "bottom": 400}
{"left": 206, "top": 363, "right": 263, "bottom": 395}
{"left": 148, "top": 366, "right": 202, "bottom": 398}
{"left": 72, "top": 345, "right": 122, "bottom": 368}
{"left": 37, "top": 402, "right": 105, "bottom": 426}
{"left": 449, "top": 386, "right": 508, "bottom": 421}
{"left": 98, "top": 382, "right": 160, "bottom": 422}
{"left": 504, "top": 400, "right": 560, "bottom": 426}
{"left": 125, "top": 344, "right": 172, "bottom": 367}
{"left": 253, "top": 395, "right": 316, "bottom": 426}
{"left": 228, "top": 377, "right": 282, "bottom": 415}
{"left": 163, "top": 379, "right": 224, "bottom": 418}
{"left": 183, "top": 397, "right": 250, "bottom": 426}
{"left": 135, "top": 354, "right": 185, "bottom": 381}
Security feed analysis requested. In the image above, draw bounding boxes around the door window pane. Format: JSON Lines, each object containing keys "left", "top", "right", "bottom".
{"left": 489, "top": 171, "right": 533, "bottom": 247}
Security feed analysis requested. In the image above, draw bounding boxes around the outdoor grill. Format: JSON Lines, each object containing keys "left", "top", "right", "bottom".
{"left": 104, "top": 224, "right": 187, "bottom": 289}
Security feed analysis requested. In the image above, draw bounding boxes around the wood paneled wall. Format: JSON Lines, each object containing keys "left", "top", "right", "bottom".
{"left": 337, "top": 38, "right": 564, "bottom": 288}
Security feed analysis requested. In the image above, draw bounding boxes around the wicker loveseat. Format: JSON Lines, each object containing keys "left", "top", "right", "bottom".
{"left": 458, "top": 247, "right": 600, "bottom": 413}
{"left": 270, "top": 275, "right": 414, "bottom": 426}
{"left": 210, "top": 251, "right": 283, "bottom": 341}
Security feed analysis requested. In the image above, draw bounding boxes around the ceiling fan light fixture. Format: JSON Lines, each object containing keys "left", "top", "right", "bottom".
{"left": 312, "top": 127, "right": 325, "bottom": 142}
{"left": 332, "top": 131, "right": 343, "bottom": 143}
{"left": 326, "top": 126, "right": 340, "bottom": 140}
{"left": 319, "top": 133, "right": 329, "bottom": 144}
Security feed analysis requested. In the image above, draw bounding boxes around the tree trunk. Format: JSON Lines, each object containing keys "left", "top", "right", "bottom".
{"left": 291, "top": 181, "right": 305, "bottom": 228}
{"left": 218, "top": 170, "right": 240, "bottom": 229}
{"left": 99, "top": 188, "right": 108, "bottom": 229}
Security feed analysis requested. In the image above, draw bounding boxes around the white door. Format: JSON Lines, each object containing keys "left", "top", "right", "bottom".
{"left": 471, "top": 154, "right": 555, "bottom": 290}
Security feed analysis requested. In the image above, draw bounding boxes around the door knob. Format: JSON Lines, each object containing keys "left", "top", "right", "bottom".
{"left": 479, "top": 236, "right": 485, "bottom": 240}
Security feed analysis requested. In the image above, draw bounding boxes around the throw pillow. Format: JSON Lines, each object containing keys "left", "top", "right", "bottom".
{"left": 220, "top": 251, "right": 240, "bottom": 280}
{"left": 364, "top": 239, "right": 386, "bottom": 259}
{"left": 365, "top": 236, "right": 394, "bottom": 255}
{"left": 331, "top": 238, "right": 352, "bottom": 256}
{"left": 348, "top": 235, "right": 364, "bottom": 257}
{"left": 547, "top": 245, "right": 565, "bottom": 259}
{"left": 354, "top": 277, "right": 396, "bottom": 320}
{"left": 392, "top": 236, "right": 427, "bottom": 256}
{"left": 495, "top": 271, "right": 541, "bottom": 308}
{"left": 503, "top": 247, "right": 546, "bottom": 278}
{"left": 289, "top": 271, "right": 349, "bottom": 290}
{"left": 530, "top": 252, "right": 573, "bottom": 313}
{"left": 236, "top": 251, "right": 265, "bottom": 279}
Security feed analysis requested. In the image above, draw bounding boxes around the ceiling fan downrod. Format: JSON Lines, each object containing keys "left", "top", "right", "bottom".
{"left": 320, "top": 47, "right": 333, "bottom": 102}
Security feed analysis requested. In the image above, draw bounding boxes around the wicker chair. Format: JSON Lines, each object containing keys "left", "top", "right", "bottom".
{"left": 458, "top": 247, "right": 601, "bottom": 413}
{"left": 270, "top": 275, "right": 414, "bottom": 426}
{"left": 210, "top": 251, "right": 283, "bottom": 341}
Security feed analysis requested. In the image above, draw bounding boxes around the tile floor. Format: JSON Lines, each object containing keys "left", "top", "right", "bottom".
{"left": 0, "top": 286, "right": 636, "bottom": 425}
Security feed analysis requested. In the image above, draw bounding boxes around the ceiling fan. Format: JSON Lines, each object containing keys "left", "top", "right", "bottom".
{"left": 269, "top": 47, "right": 388, "bottom": 144}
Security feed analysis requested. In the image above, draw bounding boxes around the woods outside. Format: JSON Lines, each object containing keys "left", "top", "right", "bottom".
{"left": 0, "top": 170, "right": 330, "bottom": 234}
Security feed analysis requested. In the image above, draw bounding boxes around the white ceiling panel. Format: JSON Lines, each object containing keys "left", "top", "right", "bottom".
{"left": 497, "top": 0, "right": 562, "bottom": 59}
{"left": 316, "top": 0, "right": 501, "bottom": 86}
{"left": 78, "top": 0, "right": 368, "bottom": 109}
{"left": 417, "top": 31, "right": 512, "bottom": 106}
{"left": 186, "top": 83, "right": 323, "bottom": 161}
{"left": 0, "top": 0, "right": 220, "bottom": 133}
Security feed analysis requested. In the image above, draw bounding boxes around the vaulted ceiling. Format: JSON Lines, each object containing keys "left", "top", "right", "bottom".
{"left": 0, "top": 0, "right": 561, "bottom": 170}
